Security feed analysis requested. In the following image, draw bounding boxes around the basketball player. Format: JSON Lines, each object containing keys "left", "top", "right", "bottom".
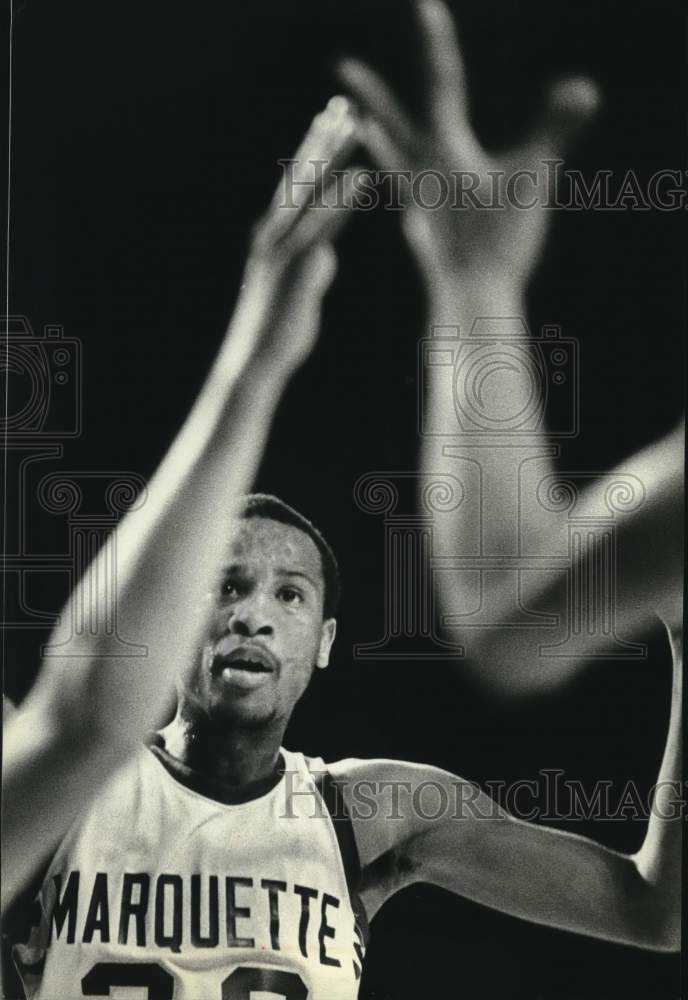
{"left": 338, "top": 0, "right": 684, "bottom": 692}
{"left": 7, "top": 487, "right": 680, "bottom": 998}
{"left": 2, "top": 95, "right": 360, "bottom": 910}
{"left": 5, "top": 17, "right": 681, "bottom": 1000}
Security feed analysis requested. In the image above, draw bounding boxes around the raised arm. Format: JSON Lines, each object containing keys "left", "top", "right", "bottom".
{"left": 331, "top": 648, "right": 681, "bottom": 952}
{"left": 2, "top": 96, "right": 360, "bottom": 909}
{"left": 334, "top": 1, "right": 681, "bottom": 950}
{"left": 339, "top": 0, "right": 682, "bottom": 692}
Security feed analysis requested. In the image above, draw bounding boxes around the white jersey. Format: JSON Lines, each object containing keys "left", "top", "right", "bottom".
{"left": 12, "top": 743, "right": 368, "bottom": 1000}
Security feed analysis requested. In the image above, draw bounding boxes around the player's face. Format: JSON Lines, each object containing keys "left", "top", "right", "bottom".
{"left": 184, "top": 517, "right": 336, "bottom": 728}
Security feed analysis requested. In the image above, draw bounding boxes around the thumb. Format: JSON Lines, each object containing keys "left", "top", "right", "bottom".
{"left": 519, "top": 76, "right": 601, "bottom": 165}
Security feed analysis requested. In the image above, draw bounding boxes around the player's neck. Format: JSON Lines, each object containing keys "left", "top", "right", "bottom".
{"left": 160, "top": 709, "right": 284, "bottom": 787}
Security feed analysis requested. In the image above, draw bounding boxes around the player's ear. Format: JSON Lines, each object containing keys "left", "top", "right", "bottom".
{"left": 316, "top": 618, "right": 337, "bottom": 669}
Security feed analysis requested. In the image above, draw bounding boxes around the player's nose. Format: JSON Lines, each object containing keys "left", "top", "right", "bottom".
{"left": 227, "top": 593, "right": 274, "bottom": 637}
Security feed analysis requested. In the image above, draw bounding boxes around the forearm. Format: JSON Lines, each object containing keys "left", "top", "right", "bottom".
{"left": 18, "top": 327, "right": 292, "bottom": 742}
{"left": 2, "top": 328, "right": 292, "bottom": 909}
{"left": 1, "top": 711, "right": 122, "bottom": 908}
{"left": 340, "top": 758, "right": 678, "bottom": 950}
{"left": 469, "top": 672, "right": 682, "bottom": 950}
{"left": 423, "top": 276, "right": 683, "bottom": 683}
{"left": 14, "top": 94, "right": 352, "bottom": 743}
{"left": 424, "top": 817, "right": 672, "bottom": 951}
{"left": 417, "top": 783, "right": 679, "bottom": 951}
{"left": 2, "top": 95, "right": 356, "bottom": 911}
{"left": 631, "top": 641, "right": 682, "bottom": 947}
{"left": 422, "top": 272, "right": 557, "bottom": 630}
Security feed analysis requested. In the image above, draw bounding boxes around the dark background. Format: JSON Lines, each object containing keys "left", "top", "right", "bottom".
{"left": 6, "top": 0, "right": 685, "bottom": 997}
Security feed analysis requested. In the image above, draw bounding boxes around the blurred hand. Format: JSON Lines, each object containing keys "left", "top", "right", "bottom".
{"left": 230, "top": 96, "right": 362, "bottom": 374}
{"left": 338, "top": 0, "right": 599, "bottom": 295}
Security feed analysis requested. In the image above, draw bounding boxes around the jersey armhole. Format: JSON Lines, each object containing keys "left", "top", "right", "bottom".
{"left": 313, "top": 768, "right": 371, "bottom": 948}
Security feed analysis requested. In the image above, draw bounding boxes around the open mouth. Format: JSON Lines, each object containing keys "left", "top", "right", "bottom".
{"left": 211, "top": 645, "right": 276, "bottom": 675}
{"left": 219, "top": 658, "right": 271, "bottom": 674}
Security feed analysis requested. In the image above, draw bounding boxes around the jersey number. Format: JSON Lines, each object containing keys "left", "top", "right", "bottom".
{"left": 81, "top": 961, "right": 308, "bottom": 999}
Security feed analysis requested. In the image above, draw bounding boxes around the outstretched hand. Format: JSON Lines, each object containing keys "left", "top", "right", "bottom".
{"left": 230, "top": 96, "right": 362, "bottom": 374}
{"left": 338, "top": 0, "right": 599, "bottom": 294}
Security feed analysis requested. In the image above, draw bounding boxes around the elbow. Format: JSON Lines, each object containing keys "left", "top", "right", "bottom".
{"left": 657, "top": 927, "right": 681, "bottom": 953}
{"left": 639, "top": 896, "right": 682, "bottom": 953}
{"left": 619, "top": 861, "right": 682, "bottom": 953}
{"left": 635, "top": 911, "right": 681, "bottom": 953}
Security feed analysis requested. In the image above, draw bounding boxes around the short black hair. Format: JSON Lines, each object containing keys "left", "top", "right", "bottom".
{"left": 238, "top": 494, "right": 341, "bottom": 619}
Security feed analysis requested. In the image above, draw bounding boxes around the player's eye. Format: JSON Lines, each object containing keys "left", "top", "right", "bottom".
{"left": 277, "top": 586, "right": 304, "bottom": 606}
{"left": 219, "top": 578, "right": 240, "bottom": 599}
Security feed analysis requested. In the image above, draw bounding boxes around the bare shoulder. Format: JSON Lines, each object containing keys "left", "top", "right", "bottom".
{"left": 327, "top": 756, "right": 461, "bottom": 786}
{"left": 327, "top": 756, "right": 470, "bottom": 818}
{"left": 326, "top": 757, "right": 490, "bottom": 918}
{"left": 326, "top": 758, "right": 444, "bottom": 916}
{"left": 327, "top": 757, "right": 474, "bottom": 860}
